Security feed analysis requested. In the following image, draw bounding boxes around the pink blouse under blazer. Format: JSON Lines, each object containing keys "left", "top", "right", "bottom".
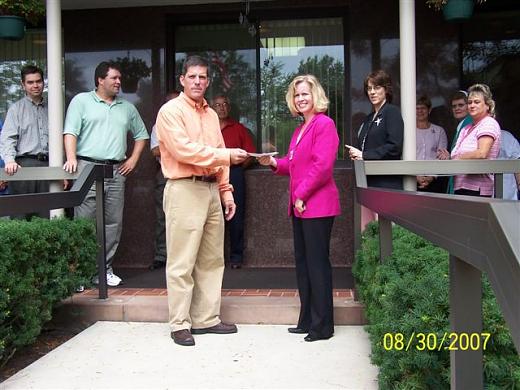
{"left": 274, "top": 113, "right": 341, "bottom": 218}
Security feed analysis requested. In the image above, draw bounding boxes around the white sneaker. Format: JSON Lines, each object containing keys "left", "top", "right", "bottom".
{"left": 75, "top": 285, "right": 85, "bottom": 293}
{"left": 106, "top": 272, "right": 122, "bottom": 287}
{"left": 91, "top": 272, "right": 122, "bottom": 287}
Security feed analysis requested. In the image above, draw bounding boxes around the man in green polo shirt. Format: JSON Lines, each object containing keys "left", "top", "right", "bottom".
{"left": 63, "top": 61, "right": 149, "bottom": 287}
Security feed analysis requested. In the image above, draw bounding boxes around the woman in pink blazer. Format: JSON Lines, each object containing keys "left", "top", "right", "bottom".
{"left": 258, "top": 74, "right": 341, "bottom": 341}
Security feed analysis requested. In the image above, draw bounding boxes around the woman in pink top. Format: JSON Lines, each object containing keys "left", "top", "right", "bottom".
{"left": 257, "top": 74, "right": 340, "bottom": 342}
{"left": 451, "top": 83, "right": 501, "bottom": 197}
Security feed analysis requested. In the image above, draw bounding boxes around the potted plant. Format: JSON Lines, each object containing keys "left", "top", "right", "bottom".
{"left": 0, "top": 0, "right": 45, "bottom": 40}
{"left": 112, "top": 56, "right": 151, "bottom": 94}
{"left": 426, "top": 0, "right": 486, "bottom": 22}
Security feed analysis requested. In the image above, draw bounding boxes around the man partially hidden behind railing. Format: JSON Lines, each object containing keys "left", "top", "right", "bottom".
{"left": 0, "top": 65, "right": 49, "bottom": 219}
{"left": 62, "top": 61, "right": 149, "bottom": 287}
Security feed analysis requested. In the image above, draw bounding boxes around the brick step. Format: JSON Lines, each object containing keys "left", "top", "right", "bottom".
{"left": 54, "top": 289, "right": 365, "bottom": 326}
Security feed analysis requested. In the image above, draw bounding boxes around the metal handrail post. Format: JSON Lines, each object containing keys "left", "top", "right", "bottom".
{"left": 449, "top": 255, "right": 483, "bottom": 389}
{"left": 378, "top": 217, "right": 392, "bottom": 262}
{"left": 354, "top": 191, "right": 361, "bottom": 253}
{"left": 95, "top": 177, "right": 108, "bottom": 299}
{"left": 494, "top": 173, "right": 503, "bottom": 199}
{"left": 353, "top": 160, "right": 368, "bottom": 253}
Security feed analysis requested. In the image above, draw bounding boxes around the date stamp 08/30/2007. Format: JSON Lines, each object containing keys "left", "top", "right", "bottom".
{"left": 382, "top": 332, "right": 491, "bottom": 352}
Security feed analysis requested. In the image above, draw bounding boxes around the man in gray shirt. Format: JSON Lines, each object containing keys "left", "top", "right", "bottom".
{"left": 0, "top": 65, "right": 49, "bottom": 217}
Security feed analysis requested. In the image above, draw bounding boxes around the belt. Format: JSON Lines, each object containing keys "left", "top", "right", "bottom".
{"left": 77, "top": 155, "right": 123, "bottom": 165}
{"left": 20, "top": 153, "right": 48, "bottom": 161}
{"left": 178, "top": 175, "right": 217, "bottom": 183}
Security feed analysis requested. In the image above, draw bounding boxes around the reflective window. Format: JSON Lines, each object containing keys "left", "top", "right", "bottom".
{"left": 0, "top": 30, "right": 48, "bottom": 121}
{"left": 259, "top": 18, "right": 344, "bottom": 156}
{"left": 463, "top": 39, "right": 520, "bottom": 133}
{"left": 174, "top": 18, "right": 344, "bottom": 158}
{"left": 64, "top": 50, "right": 154, "bottom": 125}
{"left": 175, "top": 24, "right": 257, "bottom": 137}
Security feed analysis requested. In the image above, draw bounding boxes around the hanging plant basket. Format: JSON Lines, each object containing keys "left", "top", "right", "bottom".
{"left": 442, "top": 0, "right": 475, "bottom": 22}
{"left": 0, "top": 15, "right": 25, "bottom": 40}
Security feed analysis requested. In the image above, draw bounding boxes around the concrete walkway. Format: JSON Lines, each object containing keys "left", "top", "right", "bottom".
{"left": 1, "top": 322, "right": 378, "bottom": 389}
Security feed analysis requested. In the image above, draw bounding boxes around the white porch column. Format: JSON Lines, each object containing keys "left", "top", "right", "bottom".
{"left": 46, "top": 0, "right": 64, "bottom": 218}
{"left": 399, "top": 0, "right": 417, "bottom": 190}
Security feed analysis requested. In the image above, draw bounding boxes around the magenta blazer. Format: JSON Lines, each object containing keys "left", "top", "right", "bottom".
{"left": 274, "top": 112, "right": 341, "bottom": 219}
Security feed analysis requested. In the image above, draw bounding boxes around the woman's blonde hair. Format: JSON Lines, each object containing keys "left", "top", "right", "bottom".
{"left": 468, "top": 83, "right": 496, "bottom": 118}
{"left": 285, "top": 74, "right": 329, "bottom": 117}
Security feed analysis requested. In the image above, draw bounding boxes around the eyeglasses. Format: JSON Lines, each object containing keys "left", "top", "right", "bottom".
{"left": 451, "top": 103, "right": 466, "bottom": 109}
{"left": 213, "top": 102, "right": 229, "bottom": 108}
{"left": 366, "top": 85, "right": 383, "bottom": 92}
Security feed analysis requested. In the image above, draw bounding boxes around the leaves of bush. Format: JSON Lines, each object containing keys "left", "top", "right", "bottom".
{"left": 353, "top": 222, "right": 519, "bottom": 389}
{"left": 0, "top": 218, "right": 96, "bottom": 366}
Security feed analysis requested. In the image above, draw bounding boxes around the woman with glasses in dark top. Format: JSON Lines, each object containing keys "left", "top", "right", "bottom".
{"left": 347, "top": 69, "right": 404, "bottom": 189}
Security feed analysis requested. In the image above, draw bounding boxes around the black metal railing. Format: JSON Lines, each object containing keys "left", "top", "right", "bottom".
{"left": 353, "top": 159, "right": 520, "bottom": 389}
{"left": 0, "top": 165, "right": 113, "bottom": 299}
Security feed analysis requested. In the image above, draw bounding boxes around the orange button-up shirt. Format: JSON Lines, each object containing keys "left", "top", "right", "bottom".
{"left": 156, "top": 92, "right": 233, "bottom": 202}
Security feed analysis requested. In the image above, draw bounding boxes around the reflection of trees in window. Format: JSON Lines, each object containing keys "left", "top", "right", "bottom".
{"left": 261, "top": 60, "right": 292, "bottom": 154}
{"left": 0, "top": 31, "right": 47, "bottom": 119}
{"left": 209, "top": 50, "right": 256, "bottom": 133}
{"left": 296, "top": 55, "right": 345, "bottom": 158}
{"left": 464, "top": 40, "right": 520, "bottom": 134}
{"left": 64, "top": 59, "right": 88, "bottom": 106}
{"left": 416, "top": 42, "right": 458, "bottom": 98}
{"left": 135, "top": 77, "right": 154, "bottom": 129}
{"left": 261, "top": 55, "right": 346, "bottom": 157}
{"left": 0, "top": 59, "right": 47, "bottom": 120}
{"left": 175, "top": 50, "right": 256, "bottom": 135}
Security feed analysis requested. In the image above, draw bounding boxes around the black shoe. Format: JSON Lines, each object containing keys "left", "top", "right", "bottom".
{"left": 148, "top": 260, "right": 166, "bottom": 270}
{"left": 304, "top": 333, "right": 333, "bottom": 342}
{"left": 288, "top": 327, "right": 308, "bottom": 334}
{"left": 230, "top": 263, "right": 242, "bottom": 269}
{"left": 171, "top": 329, "right": 195, "bottom": 346}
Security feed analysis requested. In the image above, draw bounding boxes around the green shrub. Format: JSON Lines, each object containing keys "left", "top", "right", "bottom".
{"left": 0, "top": 217, "right": 96, "bottom": 366}
{"left": 353, "top": 222, "right": 520, "bottom": 389}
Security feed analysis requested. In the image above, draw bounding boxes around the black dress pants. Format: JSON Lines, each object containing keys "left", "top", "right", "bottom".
{"left": 292, "top": 215, "right": 335, "bottom": 338}
{"left": 227, "top": 166, "right": 246, "bottom": 265}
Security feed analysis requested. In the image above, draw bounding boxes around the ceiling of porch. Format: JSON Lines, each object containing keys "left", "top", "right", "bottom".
{"left": 60, "top": 0, "right": 261, "bottom": 10}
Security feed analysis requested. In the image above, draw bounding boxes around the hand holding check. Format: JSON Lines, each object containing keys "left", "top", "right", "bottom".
{"left": 345, "top": 144, "right": 363, "bottom": 160}
{"left": 254, "top": 152, "right": 278, "bottom": 168}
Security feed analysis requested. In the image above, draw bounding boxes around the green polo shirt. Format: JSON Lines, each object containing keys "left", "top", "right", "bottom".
{"left": 64, "top": 91, "right": 149, "bottom": 161}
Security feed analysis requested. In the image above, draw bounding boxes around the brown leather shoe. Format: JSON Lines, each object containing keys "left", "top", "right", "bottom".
{"left": 191, "top": 322, "right": 238, "bottom": 335}
{"left": 171, "top": 329, "right": 195, "bottom": 346}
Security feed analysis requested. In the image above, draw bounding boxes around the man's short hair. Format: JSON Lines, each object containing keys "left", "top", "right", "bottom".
{"left": 182, "top": 55, "right": 209, "bottom": 76}
{"left": 21, "top": 65, "right": 44, "bottom": 83}
{"left": 94, "top": 61, "right": 121, "bottom": 87}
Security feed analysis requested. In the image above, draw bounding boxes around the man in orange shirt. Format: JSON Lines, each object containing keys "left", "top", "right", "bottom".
{"left": 211, "top": 95, "right": 256, "bottom": 269}
{"left": 156, "top": 56, "right": 248, "bottom": 346}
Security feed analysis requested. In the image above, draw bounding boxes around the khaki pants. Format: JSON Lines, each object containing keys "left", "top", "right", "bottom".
{"left": 164, "top": 178, "right": 225, "bottom": 332}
